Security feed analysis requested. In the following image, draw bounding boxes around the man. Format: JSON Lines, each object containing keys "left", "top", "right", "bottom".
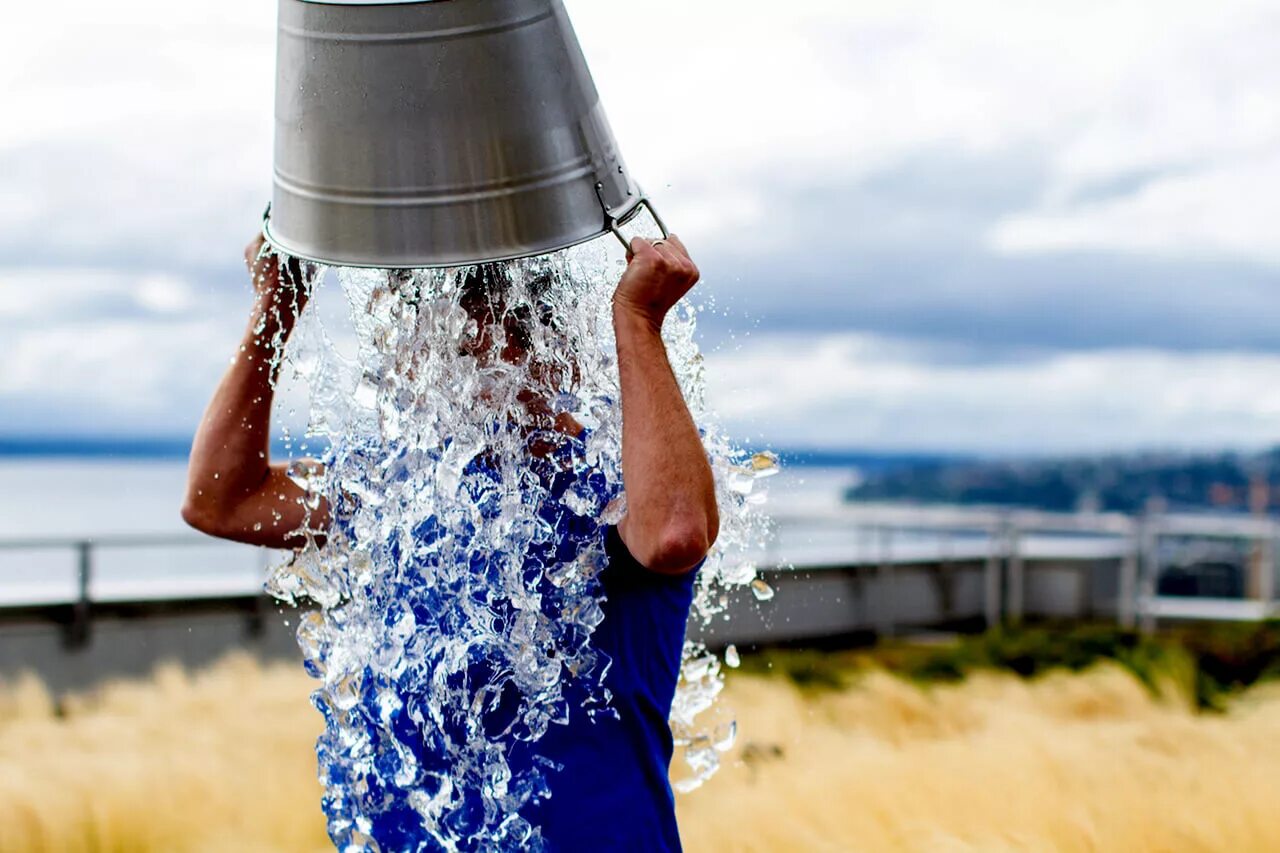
{"left": 183, "top": 232, "right": 720, "bottom": 850}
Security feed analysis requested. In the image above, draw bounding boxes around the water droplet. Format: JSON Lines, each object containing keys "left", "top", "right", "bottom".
{"left": 750, "top": 578, "right": 775, "bottom": 602}
{"left": 601, "top": 494, "right": 627, "bottom": 525}
{"left": 712, "top": 720, "right": 737, "bottom": 752}
{"left": 726, "top": 466, "right": 754, "bottom": 495}
{"left": 723, "top": 560, "right": 757, "bottom": 586}
{"left": 286, "top": 459, "right": 323, "bottom": 490}
{"left": 354, "top": 374, "right": 379, "bottom": 409}
{"left": 562, "top": 484, "right": 597, "bottom": 517}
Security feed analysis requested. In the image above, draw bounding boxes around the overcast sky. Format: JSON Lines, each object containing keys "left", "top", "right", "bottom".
{"left": 2, "top": 0, "right": 1278, "bottom": 454}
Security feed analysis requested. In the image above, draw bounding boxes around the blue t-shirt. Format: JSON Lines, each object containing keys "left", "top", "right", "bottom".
{"left": 313, "top": 436, "right": 700, "bottom": 852}
{"left": 522, "top": 525, "right": 698, "bottom": 852}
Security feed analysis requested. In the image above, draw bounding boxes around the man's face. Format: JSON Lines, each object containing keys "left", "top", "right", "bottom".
{"left": 458, "top": 290, "right": 534, "bottom": 368}
{"left": 453, "top": 269, "right": 576, "bottom": 412}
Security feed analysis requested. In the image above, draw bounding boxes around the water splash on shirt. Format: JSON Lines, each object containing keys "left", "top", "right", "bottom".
{"left": 259, "top": 225, "right": 775, "bottom": 846}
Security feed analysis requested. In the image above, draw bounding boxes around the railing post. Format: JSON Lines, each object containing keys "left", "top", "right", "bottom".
{"left": 1007, "top": 523, "right": 1024, "bottom": 626}
{"left": 1259, "top": 526, "right": 1276, "bottom": 610}
{"left": 67, "top": 540, "right": 93, "bottom": 649}
{"left": 876, "top": 526, "right": 895, "bottom": 639}
{"left": 1139, "top": 514, "right": 1160, "bottom": 634}
{"left": 1118, "top": 520, "right": 1139, "bottom": 630}
{"left": 935, "top": 530, "right": 956, "bottom": 617}
{"left": 984, "top": 520, "right": 1003, "bottom": 630}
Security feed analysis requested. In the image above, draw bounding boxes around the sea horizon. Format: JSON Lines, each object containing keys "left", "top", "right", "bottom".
{"left": 0, "top": 434, "right": 965, "bottom": 469}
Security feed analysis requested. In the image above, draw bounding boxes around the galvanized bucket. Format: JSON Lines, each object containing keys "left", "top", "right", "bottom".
{"left": 264, "top": 0, "right": 663, "bottom": 268}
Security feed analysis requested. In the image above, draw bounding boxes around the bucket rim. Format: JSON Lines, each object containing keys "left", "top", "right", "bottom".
{"left": 295, "top": 1, "right": 453, "bottom": 6}
{"left": 262, "top": 195, "right": 662, "bottom": 270}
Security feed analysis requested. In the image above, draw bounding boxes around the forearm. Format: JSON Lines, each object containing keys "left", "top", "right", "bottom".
{"left": 189, "top": 311, "right": 281, "bottom": 495}
{"left": 613, "top": 307, "right": 719, "bottom": 573}
{"left": 184, "top": 301, "right": 324, "bottom": 547}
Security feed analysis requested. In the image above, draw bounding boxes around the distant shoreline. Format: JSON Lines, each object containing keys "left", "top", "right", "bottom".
{"left": 0, "top": 436, "right": 959, "bottom": 467}
{"left": 0, "top": 436, "right": 323, "bottom": 461}
{"left": 0, "top": 437, "right": 194, "bottom": 460}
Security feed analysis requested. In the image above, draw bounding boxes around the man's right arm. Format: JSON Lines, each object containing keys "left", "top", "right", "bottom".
{"left": 611, "top": 235, "right": 719, "bottom": 575}
{"left": 181, "top": 235, "right": 329, "bottom": 549}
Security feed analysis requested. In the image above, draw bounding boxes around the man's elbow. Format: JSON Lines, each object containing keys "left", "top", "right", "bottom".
{"left": 642, "top": 514, "right": 718, "bottom": 576}
{"left": 182, "top": 494, "right": 230, "bottom": 539}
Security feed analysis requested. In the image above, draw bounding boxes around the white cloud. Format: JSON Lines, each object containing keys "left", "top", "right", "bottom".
{"left": 571, "top": 0, "right": 1280, "bottom": 261}
{"left": 0, "top": 266, "right": 244, "bottom": 434}
{"left": 6, "top": 0, "right": 1276, "bottom": 264}
{"left": 989, "top": 152, "right": 1280, "bottom": 264}
{"left": 3, "top": 0, "right": 1279, "bottom": 449}
{"left": 0, "top": 318, "right": 228, "bottom": 431}
{"left": 135, "top": 274, "right": 198, "bottom": 315}
{"left": 6, "top": 261, "right": 1278, "bottom": 454}
{"left": 0, "top": 265, "right": 348, "bottom": 437}
{"left": 706, "top": 332, "right": 1280, "bottom": 454}
{"left": 0, "top": 0, "right": 273, "bottom": 267}
{"left": 0, "top": 268, "right": 223, "bottom": 321}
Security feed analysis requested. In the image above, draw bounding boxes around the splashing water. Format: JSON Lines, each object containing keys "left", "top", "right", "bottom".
{"left": 259, "top": 228, "right": 776, "bottom": 849}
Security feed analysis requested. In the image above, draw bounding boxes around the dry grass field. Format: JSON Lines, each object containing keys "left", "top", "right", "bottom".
{"left": 3, "top": 652, "right": 1280, "bottom": 852}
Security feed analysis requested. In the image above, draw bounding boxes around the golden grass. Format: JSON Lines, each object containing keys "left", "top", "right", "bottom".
{"left": 0, "top": 656, "right": 330, "bottom": 853}
{"left": 3, "top": 655, "right": 1280, "bottom": 852}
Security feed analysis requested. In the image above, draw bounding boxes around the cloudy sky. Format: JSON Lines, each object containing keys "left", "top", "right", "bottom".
{"left": 3, "top": 0, "right": 1278, "bottom": 454}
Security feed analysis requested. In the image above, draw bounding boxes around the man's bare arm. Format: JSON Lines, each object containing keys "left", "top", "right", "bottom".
{"left": 182, "top": 235, "right": 329, "bottom": 548}
{"left": 612, "top": 234, "right": 720, "bottom": 575}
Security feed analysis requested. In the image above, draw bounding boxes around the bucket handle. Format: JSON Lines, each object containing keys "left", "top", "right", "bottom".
{"left": 596, "top": 182, "right": 669, "bottom": 251}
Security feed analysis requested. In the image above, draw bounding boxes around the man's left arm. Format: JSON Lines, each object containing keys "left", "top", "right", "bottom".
{"left": 612, "top": 234, "right": 720, "bottom": 575}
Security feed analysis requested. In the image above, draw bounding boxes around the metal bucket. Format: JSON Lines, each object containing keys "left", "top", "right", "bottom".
{"left": 264, "top": 0, "right": 662, "bottom": 268}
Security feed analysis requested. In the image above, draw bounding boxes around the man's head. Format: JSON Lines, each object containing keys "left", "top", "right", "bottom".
{"left": 456, "top": 262, "right": 557, "bottom": 366}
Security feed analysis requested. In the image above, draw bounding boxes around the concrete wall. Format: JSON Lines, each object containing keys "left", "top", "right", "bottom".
{"left": 0, "top": 603, "right": 301, "bottom": 694}
{"left": 2, "top": 556, "right": 1129, "bottom": 694}
{"left": 692, "top": 560, "right": 995, "bottom": 647}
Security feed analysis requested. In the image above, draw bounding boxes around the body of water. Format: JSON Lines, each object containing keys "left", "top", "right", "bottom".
{"left": 0, "top": 457, "right": 1139, "bottom": 608}
{"left": 0, "top": 459, "right": 268, "bottom": 605}
{"left": 0, "top": 458, "right": 864, "bottom": 606}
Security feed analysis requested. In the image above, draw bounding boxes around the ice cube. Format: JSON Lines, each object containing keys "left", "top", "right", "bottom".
{"left": 750, "top": 578, "right": 775, "bottom": 602}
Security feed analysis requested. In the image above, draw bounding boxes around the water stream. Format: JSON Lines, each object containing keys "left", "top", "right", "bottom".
{"left": 260, "top": 229, "right": 776, "bottom": 850}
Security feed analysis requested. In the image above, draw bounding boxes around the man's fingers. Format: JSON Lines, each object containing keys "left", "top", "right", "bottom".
{"left": 651, "top": 239, "right": 680, "bottom": 266}
{"left": 665, "top": 234, "right": 699, "bottom": 282}
{"left": 628, "top": 236, "right": 659, "bottom": 262}
{"left": 664, "top": 233, "right": 691, "bottom": 259}
{"left": 629, "top": 235, "right": 697, "bottom": 282}
{"left": 668, "top": 233, "right": 700, "bottom": 282}
{"left": 651, "top": 236, "right": 699, "bottom": 282}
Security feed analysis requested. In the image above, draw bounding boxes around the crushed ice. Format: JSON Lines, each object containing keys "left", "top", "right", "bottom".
{"left": 258, "top": 228, "right": 776, "bottom": 847}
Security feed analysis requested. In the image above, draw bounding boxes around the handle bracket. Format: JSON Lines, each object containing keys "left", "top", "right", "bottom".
{"left": 595, "top": 182, "right": 669, "bottom": 251}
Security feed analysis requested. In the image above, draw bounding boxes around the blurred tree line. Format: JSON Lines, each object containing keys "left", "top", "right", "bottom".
{"left": 847, "top": 447, "right": 1280, "bottom": 514}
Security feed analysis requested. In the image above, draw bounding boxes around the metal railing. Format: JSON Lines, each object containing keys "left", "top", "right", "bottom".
{"left": 4, "top": 506, "right": 1279, "bottom": 645}
{"left": 760, "top": 504, "right": 1280, "bottom": 631}
{"left": 0, "top": 534, "right": 270, "bottom": 647}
